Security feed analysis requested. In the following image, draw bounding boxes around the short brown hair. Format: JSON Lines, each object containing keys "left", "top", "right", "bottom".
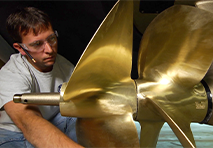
{"left": 6, "top": 7, "right": 52, "bottom": 42}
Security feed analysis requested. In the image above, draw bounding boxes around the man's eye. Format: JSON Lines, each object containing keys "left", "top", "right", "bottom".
{"left": 48, "top": 36, "right": 57, "bottom": 42}
{"left": 30, "top": 41, "right": 42, "bottom": 47}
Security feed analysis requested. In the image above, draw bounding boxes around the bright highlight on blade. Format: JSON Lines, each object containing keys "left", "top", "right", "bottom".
{"left": 159, "top": 78, "right": 171, "bottom": 85}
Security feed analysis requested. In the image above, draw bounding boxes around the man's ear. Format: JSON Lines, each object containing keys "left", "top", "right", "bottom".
{"left": 13, "top": 43, "right": 26, "bottom": 56}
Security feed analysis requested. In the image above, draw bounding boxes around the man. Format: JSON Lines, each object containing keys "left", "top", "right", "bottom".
{"left": 0, "top": 7, "right": 83, "bottom": 147}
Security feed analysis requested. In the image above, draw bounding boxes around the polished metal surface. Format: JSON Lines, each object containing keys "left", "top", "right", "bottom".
{"left": 136, "top": 4, "right": 213, "bottom": 148}
{"left": 12, "top": 0, "right": 213, "bottom": 147}
{"left": 76, "top": 115, "right": 139, "bottom": 147}
{"left": 60, "top": 0, "right": 137, "bottom": 118}
{"left": 13, "top": 93, "right": 60, "bottom": 105}
{"left": 137, "top": 5, "right": 213, "bottom": 88}
{"left": 133, "top": 0, "right": 199, "bottom": 35}
{"left": 196, "top": 0, "right": 213, "bottom": 127}
{"left": 60, "top": 0, "right": 139, "bottom": 147}
{"left": 136, "top": 80, "right": 207, "bottom": 148}
{"left": 196, "top": 0, "right": 213, "bottom": 13}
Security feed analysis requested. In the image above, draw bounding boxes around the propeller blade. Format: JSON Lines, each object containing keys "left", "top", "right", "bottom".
{"left": 60, "top": 0, "right": 139, "bottom": 146}
{"left": 135, "top": 4, "right": 213, "bottom": 147}
{"left": 146, "top": 98, "right": 196, "bottom": 148}
{"left": 60, "top": 0, "right": 137, "bottom": 118}
{"left": 196, "top": 0, "right": 213, "bottom": 126}
{"left": 139, "top": 121, "right": 164, "bottom": 147}
{"left": 76, "top": 114, "right": 139, "bottom": 147}
{"left": 196, "top": 0, "right": 213, "bottom": 13}
{"left": 136, "top": 77, "right": 208, "bottom": 147}
{"left": 138, "top": 5, "right": 213, "bottom": 88}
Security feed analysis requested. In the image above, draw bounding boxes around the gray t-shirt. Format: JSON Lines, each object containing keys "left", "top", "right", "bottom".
{"left": 0, "top": 53, "right": 74, "bottom": 132}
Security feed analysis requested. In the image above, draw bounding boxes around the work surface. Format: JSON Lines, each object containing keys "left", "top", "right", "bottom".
{"left": 134, "top": 122, "right": 213, "bottom": 148}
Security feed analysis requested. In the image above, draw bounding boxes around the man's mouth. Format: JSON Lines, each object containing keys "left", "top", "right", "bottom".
{"left": 44, "top": 56, "right": 55, "bottom": 61}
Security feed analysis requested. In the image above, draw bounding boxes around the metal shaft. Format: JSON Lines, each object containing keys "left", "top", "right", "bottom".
{"left": 13, "top": 93, "right": 60, "bottom": 105}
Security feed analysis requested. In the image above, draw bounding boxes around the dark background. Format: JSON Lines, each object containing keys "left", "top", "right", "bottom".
{"left": 0, "top": 0, "right": 176, "bottom": 79}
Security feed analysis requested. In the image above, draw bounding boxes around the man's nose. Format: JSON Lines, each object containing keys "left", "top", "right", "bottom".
{"left": 44, "top": 42, "right": 53, "bottom": 53}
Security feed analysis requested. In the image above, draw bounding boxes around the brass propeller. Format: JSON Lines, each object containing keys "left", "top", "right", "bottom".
{"left": 13, "top": 0, "right": 213, "bottom": 147}
{"left": 59, "top": 1, "right": 140, "bottom": 147}
{"left": 136, "top": 3, "right": 213, "bottom": 148}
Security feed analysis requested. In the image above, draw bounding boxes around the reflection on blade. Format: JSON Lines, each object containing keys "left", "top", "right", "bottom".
{"left": 136, "top": 4, "right": 213, "bottom": 148}
{"left": 60, "top": 0, "right": 139, "bottom": 146}
{"left": 60, "top": 0, "right": 137, "bottom": 118}
{"left": 196, "top": 0, "right": 213, "bottom": 13}
{"left": 147, "top": 98, "right": 195, "bottom": 148}
{"left": 139, "top": 121, "right": 164, "bottom": 147}
{"left": 138, "top": 5, "right": 213, "bottom": 88}
{"left": 76, "top": 114, "right": 139, "bottom": 147}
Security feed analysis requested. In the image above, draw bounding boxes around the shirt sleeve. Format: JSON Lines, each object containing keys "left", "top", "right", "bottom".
{"left": 0, "top": 67, "right": 32, "bottom": 108}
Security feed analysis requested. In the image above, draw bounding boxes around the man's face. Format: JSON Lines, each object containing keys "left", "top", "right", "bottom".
{"left": 21, "top": 27, "right": 58, "bottom": 72}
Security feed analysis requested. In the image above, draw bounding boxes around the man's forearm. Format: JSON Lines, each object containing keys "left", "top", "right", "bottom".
{"left": 4, "top": 101, "right": 83, "bottom": 148}
{"left": 22, "top": 114, "right": 82, "bottom": 148}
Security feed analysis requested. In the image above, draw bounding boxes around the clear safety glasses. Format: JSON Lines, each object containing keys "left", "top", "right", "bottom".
{"left": 19, "top": 30, "right": 58, "bottom": 52}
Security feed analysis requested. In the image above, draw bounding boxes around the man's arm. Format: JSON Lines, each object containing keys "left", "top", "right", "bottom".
{"left": 4, "top": 101, "right": 84, "bottom": 148}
